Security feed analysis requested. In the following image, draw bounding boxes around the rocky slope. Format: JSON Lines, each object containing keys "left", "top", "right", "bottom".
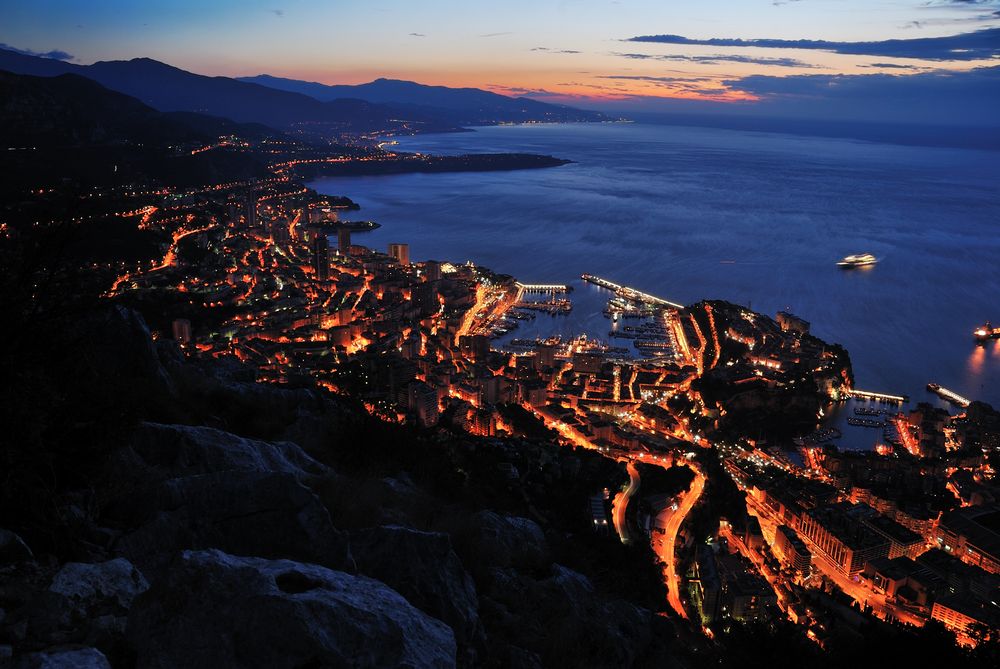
{"left": 0, "top": 307, "right": 681, "bottom": 668}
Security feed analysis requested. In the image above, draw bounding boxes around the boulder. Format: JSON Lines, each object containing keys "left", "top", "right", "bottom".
{"left": 127, "top": 549, "right": 456, "bottom": 669}
{"left": 0, "top": 529, "right": 33, "bottom": 564}
{"left": 77, "top": 307, "right": 174, "bottom": 404}
{"left": 453, "top": 512, "right": 549, "bottom": 577}
{"left": 351, "top": 526, "right": 481, "bottom": 653}
{"left": 49, "top": 558, "right": 148, "bottom": 614}
{"left": 481, "top": 565, "right": 656, "bottom": 668}
{"left": 115, "top": 421, "right": 329, "bottom": 484}
{"left": 14, "top": 646, "right": 111, "bottom": 669}
{"left": 109, "top": 472, "right": 350, "bottom": 578}
{"left": 14, "top": 559, "right": 147, "bottom": 656}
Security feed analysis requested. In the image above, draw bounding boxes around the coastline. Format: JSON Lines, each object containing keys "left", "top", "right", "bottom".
{"left": 293, "top": 152, "right": 571, "bottom": 178}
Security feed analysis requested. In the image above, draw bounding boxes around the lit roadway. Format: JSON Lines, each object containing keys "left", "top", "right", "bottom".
{"left": 653, "top": 467, "right": 706, "bottom": 620}
{"left": 527, "top": 403, "right": 707, "bottom": 621}
{"left": 612, "top": 461, "right": 640, "bottom": 544}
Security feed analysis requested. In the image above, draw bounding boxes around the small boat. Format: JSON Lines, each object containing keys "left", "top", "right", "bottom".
{"left": 838, "top": 253, "right": 877, "bottom": 268}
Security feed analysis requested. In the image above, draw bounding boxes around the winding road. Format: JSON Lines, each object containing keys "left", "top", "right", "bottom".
{"left": 612, "top": 461, "right": 641, "bottom": 544}
{"left": 653, "top": 467, "right": 706, "bottom": 620}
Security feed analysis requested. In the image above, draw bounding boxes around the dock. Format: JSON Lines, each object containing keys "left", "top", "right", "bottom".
{"left": 514, "top": 299, "right": 572, "bottom": 314}
{"left": 581, "top": 274, "right": 684, "bottom": 309}
{"left": 927, "top": 383, "right": 971, "bottom": 408}
{"left": 515, "top": 282, "right": 571, "bottom": 294}
{"left": 842, "top": 389, "right": 908, "bottom": 404}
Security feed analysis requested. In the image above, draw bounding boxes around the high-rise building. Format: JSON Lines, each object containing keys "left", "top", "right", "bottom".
{"left": 337, "top": 228, "right": 351, "bottom": 256}
{"left": 459, "top": 334, "right": 490, "bottom": 361}
{"left": 245, "top": 190, "right": 257, "bottom": 228}
{"left": 171, "top": 318, "right": 193, "bottom": 344}
{"left": 226, "top": 200, "right": 241, "bottom": 227}
{"left": 774, "top": 525, "right": 812, "bottom": 573}
{"left": 312, "top": 235, "right": 330, "bottom": 281}
{"left": 407, "top": 381, "right": 440, "bottom": 427}
{"left": 423, "top": 260, "right": 442, "bottom": 282}
{"left": 798, "top": 503, "right": 889, "bottom": 574}
{"left": 388, "top": 243, "right": 410, "bottom": 265}
{"left": 535, "top": 343, "right": 557, "bottom": 370}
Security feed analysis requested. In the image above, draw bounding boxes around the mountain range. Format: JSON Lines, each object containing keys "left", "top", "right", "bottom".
{"left": 0, "top": 70, "right": 274, "bottom": 148}
{"left": 0, "top": 49, "right": 606, "bottom": 137}
{"left": 238, "top": 74, "right": 606, "bottom": 126}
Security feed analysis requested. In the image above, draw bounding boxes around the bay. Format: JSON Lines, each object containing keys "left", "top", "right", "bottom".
{"left": 309, "top": 122, "right": 1000, "bottom": 442}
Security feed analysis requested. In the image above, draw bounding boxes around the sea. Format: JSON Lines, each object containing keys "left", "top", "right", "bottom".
{"left": 309, "top": 122, "right": 1000, "bottom": 450}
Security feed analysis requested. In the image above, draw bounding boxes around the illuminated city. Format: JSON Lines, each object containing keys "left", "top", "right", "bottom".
{"left": 1, "top": 2, "right": 999, "bottom": 668}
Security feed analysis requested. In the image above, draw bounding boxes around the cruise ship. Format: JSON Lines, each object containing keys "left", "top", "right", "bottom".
{"left": 974, "top": 321, "right": 1000, "bottom": 342}
{"left": 837, "top": 253, "right": 877, "bottom": 268}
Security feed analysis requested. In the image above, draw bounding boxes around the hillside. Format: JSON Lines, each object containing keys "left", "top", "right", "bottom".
{"left": 0, "top": 49, "right": 607, "bottom": 137}
{"left": 240, "top": 75, "right": 610, "bottom": 125}
{"left": 0, "top": 71, "right": 271, "bottom": 148}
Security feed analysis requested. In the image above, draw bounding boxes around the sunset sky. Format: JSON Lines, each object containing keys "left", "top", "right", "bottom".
{"left": 2, "top": 0, "right": 999, "bottom": 122}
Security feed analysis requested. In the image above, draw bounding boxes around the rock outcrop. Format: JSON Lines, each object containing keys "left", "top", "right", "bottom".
{"left": 452, "top": 511, "right": 550, "bottom": 578}
{"left": 48, "top": 559, "right": 148, "bottom": 620}
{"left": 14, "top": 646, "right": 111, "bottom": 668}
{"left": 126, "top": 549, "right": 457, "bottom": 669}
{"left": 0, "top": 529, "right": 33, "bottom": 564}
{"left": 351, "top": 525, "right": 482, "bottom": 658}
{"left": 114, "top": 421, "right": 329, "bottom": 485}
{"left": 107, "top": 472, "right": 351, "bottom": 578}
{"left": 478, "top": 564, "right": 658, "bottom": 668}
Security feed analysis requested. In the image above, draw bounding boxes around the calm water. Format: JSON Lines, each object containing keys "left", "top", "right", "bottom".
{"left": 310, "top": 122, "right": 1000, "bottom": 444}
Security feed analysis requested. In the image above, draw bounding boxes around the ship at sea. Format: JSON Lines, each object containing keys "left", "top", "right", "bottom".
{"left": 837, "top": 253, "right": 878, "bottom": 268}
{"left": 974, "top": 321, "right": 1000, "bottom": 342}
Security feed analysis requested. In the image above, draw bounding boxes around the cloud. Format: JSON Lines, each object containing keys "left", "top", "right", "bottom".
{"left": 627, "top": 27, "right": 1000, "bottom": 60}
{"left": 615, "top": 51, "right": 819, "bottom": 68}
{"left": 479, "top": 32, "right": 513, "bottom": 38}
{"left": 859, "top": 62, "right": 921, "bottom": 69}
{"left": 598, "top": 74, "right": 737, "bottom": 97}
{"left": 271, "top": 8, "right": 284, "bottom": 17}
{"left": 924, "top": 1, "right": 999, "bottom": 6}
{"left": 531, "top": 47, "right": 582, "bottom": 54}
{"left": 602, "top": 75, "right": 718, "bottom": 83}
{"left": 490, "top": 84, "right": 564, "bottom": 97}
{"left": 724, "top": 65, "right": 1000, "bottom": 125}
{"left": 409, "top": 32, "right": 426, "bottom": 37}
{"left": 0, "top": 43, "right": 73, "bottom": 60}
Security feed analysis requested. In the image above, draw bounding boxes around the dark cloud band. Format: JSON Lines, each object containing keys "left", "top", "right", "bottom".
{"left": 627, "top": 27, "right": 1000, "bottom": 61}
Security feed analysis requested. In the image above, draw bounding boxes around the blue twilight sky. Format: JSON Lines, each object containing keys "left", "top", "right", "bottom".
{"left": 2, "top": 0, "right": 999, "bottom": 124}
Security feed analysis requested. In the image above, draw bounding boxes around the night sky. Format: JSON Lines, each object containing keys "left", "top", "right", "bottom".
{"left": 2, "top": 1, "right": 999, "bottom": 123}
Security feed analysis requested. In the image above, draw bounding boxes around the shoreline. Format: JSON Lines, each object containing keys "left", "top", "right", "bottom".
{"left": 292, "top": 152, "right": 571, "bottom": 178}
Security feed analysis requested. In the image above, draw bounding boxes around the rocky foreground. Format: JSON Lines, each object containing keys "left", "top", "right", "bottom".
{"left": 0, "top": 308, "right": 680, "bottom": 668}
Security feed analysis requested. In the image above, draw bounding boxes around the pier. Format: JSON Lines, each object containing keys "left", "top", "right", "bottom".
{"left": 515, "top": 282, "right": 571, "bottom": 294}
{"left": 927, "top": 383, "right": 971, "bottom": 408}
{"left": 842, "top": 389, "right": 908, "bottom": 404}
{"left": 581, "top": 274, "right": 684, "bottom": 309}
